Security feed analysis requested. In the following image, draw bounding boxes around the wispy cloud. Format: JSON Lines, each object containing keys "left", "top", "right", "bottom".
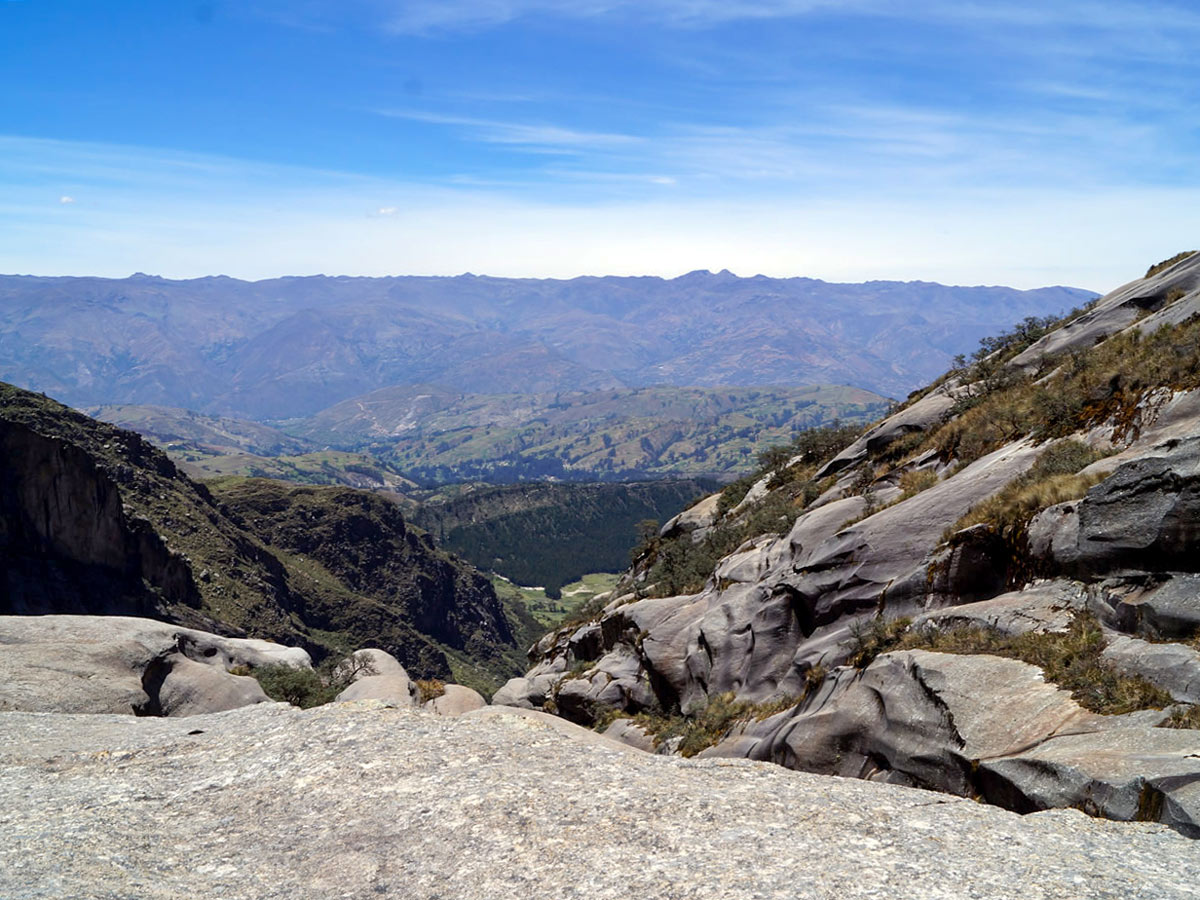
{"left": 377, "top": 110, "right": 641, "bottom": 153}
{"left": 253, "top": 0, "right": 1200, "bottom": 39}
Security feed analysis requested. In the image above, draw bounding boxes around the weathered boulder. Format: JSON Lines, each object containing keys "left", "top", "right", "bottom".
{"left": 1101, "top": 635, "right": 1200, "bottom": 704}
{"left": 602, "top": 717, "right": 656, "bottom": 752}
{"left": 1011, "top": 251, "right": 1200, "bottom": 366}
{"left": 1029, "top": 436, "right": 1200, "bottom": 578}
{"left": 914, "top": 580, "right": 1086, "bottom": 636}
{"left": 979, "top": 727, "right": 1200, "bottom": 837}
{"left": 334, "top": 648, "right": 416, "bottom": 705}
{"left": 712, "top": 651, "right": 1101, "bottom": 791}
{"left": 706, "top": 649, "right": 1199, "bottom": 834}
{"left": 3, "top": 702, "right": 1195, "bottom": 898}
{"left": 424, "top": 683, "right": 486, "bottom": 716}
{"left": 0, "top": 614, "right": 306, "bottom": 716}
{"left": 781, "top": 440, "right": 1041, "bottom": 639}
{"left": 142, "top": 655, "right": 269, "bottom": 717}
{"left": 813, "top": 390, "right": 956, "bottom": 479}
{"left": 1089, "top": 573, "right": 1200, "bottom": 638}
{"left": 659, "top": 491, "right": 720, "bottom": 539}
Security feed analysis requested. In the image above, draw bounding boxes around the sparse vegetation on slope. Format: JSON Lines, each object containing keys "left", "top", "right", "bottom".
{"left": 846, "top": 613, "right": 1176, "bottom": 717}
{"left": 632, "top": 424, "right": 861, "bottom": 597}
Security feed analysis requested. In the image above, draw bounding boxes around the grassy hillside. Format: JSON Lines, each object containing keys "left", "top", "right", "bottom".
{"left": 293, "top": 383, "right": 890, "bottom": 483}
{"left": 87, "top": 404, "right": 418, "bottom": 491}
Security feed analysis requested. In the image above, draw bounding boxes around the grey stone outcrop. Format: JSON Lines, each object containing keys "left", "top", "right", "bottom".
{"left": 2, "top": 701, "right": 1196, "bottom": 899}
{"left": 424, "top": 683, "right": 487, "bottom": 716}
{"left": 334, "top": 648, "right": 417, "bottom": 705}
{"left": 0, "top": 614, "right": 309, "bottom": 717}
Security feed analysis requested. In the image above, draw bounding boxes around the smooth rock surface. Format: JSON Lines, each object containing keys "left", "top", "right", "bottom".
{"left": 1102, "top": 635, "right": 1200, "bottom": 703}
{"left": 914, "top": 580, "right": 1086, "bottom": 635}
{"left": 424, "top": 683, "right": 487, "bottom": 716}
{"left": 333, "top": 648, "right": 417, "bottom": 705}
{"left": 2, "top": 701, "right": 1196, "bottom": 900}
{"left": 0, "top": 614, "right": 307, "bottom": 716}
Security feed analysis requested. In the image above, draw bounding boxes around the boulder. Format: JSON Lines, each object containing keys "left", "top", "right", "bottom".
{"left": 0, "top": 614, "right": 304, "bottom": 716}
{"left": 334, "top": 649, "right": 417, "bottom": 706}
{"left": 914, "top": 580, "right": 1086, "bottom": 636}
{"left": 491, "top": 657, "right": 566, "bottom": 710}
{"left": 979, "top": 728, "right": 1200, "bottom": 837}
{"left": 424, "top": 683, "right": 486, "bottom": 717}
{"left": 1091, "top": 573, "right": 1200, "bottom": 638}
{"left": 602, "top": 717, "right": 656, "bottom": 752}
{"left": 659, "top": 492, "right": 721, "bottom": 539}
{"left": 1029, "top": 436, "right": 1200, "bottom": 578}
{"left": 813, "top": 390, "right": 956, "bottom": 479}
{"left": 142, "top": 655, "right": 269, "bottom": 717}
{"left": 705, "top": 647, "right": 1200, "bottom": 834}
{"left": 1101, "top": 635, "right": 1200, "bottom": 703}
{"left": 715, "top": 651, "right": 1101, "bottom": 791}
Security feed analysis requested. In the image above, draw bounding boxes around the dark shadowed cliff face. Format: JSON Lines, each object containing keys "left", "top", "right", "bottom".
{"left": 0, "top": 420, "right": 200, "bottom": 619}
{"left": 0, "top": 383, "right": 523, "bottom": 689}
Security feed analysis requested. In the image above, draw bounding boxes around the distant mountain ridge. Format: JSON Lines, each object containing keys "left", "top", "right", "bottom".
{"left": 0, "top": 272, "right": 1095, "bottom": 419}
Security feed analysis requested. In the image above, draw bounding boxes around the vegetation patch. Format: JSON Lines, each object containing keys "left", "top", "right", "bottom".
{"left": 1145, "top": 251, "right": 1196, "bottom": 279}
{"left": 942, "top": 439, "right": 1108, "bottom": 583}
{"left": 415, "top": 678, "right": 446, "bottom": 704}
{"left": 844, "top": 617, "right": 914, "bottom": 668}
{"left": 921, "top": 311, "right": 1200, "bottom": 471}
{"left": 851, "top": 613, "right": 1174, "bottom": 716}
{"left": 633, "top": 692, "right": 798, "bottom": 758}
{"left": 1162, "top": 705, "right": 1200, "bottom": 730}
{"left": 251, "top": 652, "right": 378, "bottom": 709}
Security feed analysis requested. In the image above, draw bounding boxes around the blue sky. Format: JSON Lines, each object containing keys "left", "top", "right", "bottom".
{"left": 2, "top": 0, "right": 1198, "bottom": 290}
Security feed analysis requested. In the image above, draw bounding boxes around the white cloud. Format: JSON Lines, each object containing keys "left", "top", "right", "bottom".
{"left": 58, "top": 195, "right": 75, "bottom": 204}
{"left": 376, "top": 206, "right": 398, "bottom": 215}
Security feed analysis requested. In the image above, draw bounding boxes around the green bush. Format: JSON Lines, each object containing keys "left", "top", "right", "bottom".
{"left": 251, "top": 651, "right": 378, "bottom": 709}
{"left": 252, "top": 664, "right": 332, "bottom": 708}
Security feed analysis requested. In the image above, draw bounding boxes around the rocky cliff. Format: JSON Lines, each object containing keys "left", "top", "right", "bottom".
{"left": 0, "top": 383, "right": 521, "bottom": 688}
{"left": 495, "top": 252, "right": 1200, "bottom": 835}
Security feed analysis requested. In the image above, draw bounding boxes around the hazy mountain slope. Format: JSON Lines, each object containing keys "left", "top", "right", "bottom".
{"left": 87, "top": 404, "right": 316, "bottom": 456}
{"left": 495, "top": 252, "right": 1200, "bottom": 833}
{"left": 0, "top": 382, "right": 522, "bottom": 688}
{"left": 296, "top": 384, "right": 890, "bottom": 482}
{"left": 0, "top": 272, "right": 1094, "bottom": 418}
{"left": 84, "top": 404, "right": 420, "bottom": 490}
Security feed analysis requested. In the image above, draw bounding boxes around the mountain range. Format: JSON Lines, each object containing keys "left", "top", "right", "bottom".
{"left": 0, "top": 272, "right": 1095, "bottom": 419}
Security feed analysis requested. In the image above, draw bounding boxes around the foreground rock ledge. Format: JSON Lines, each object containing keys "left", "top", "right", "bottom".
{"left": 1, "top": 704, "right": 1196, "bottom": 900}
